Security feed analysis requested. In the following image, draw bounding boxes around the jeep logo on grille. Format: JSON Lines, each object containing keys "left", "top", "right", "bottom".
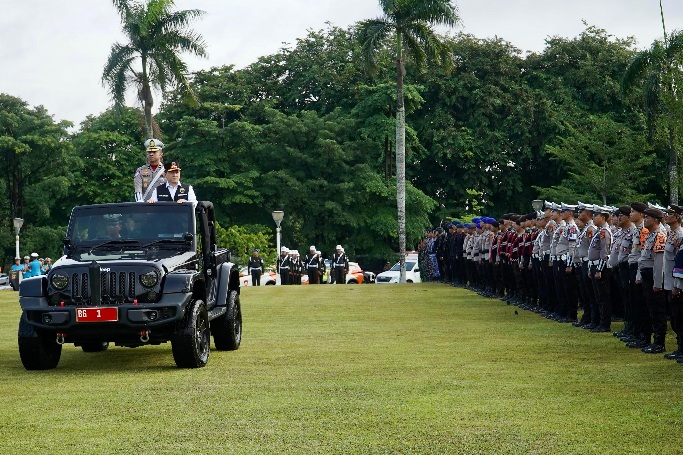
{"left": 100, "top": 268, "right": 111, "bottom": 272}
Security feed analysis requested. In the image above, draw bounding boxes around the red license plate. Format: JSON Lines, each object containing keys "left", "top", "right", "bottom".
{"left": 76, "top": 307, "right": 119, "bottom": 323}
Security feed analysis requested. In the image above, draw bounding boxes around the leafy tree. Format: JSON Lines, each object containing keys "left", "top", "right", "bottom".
{"left": 534, "top": 115, "right": 655, "bottom": 205}
{"left": 357, "top": 0, "right": 458, "bottom": 281}
{"left": 622, "top": 24, "right": 683, "bottom": 203}
{"left": 71, "top": 107, "right": 147, "bottom": 205}
{"left": 0, "top": 94, "right": 76, "bottom": 264}
{"left": 215, "top": 223, "right": 276, "bottom": 268}
{"left": 103, "top": 0, "right": 207, "bottom": 138}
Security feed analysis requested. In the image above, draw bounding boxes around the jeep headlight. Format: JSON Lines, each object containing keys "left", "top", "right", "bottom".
{"left": 140, "top": 271, "right": 159, "bottom": 288}
{"left": 51, "top": 273, "right": 69, "bottom": 290}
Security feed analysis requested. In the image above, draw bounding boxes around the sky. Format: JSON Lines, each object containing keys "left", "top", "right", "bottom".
{"left": 2, "top": 0, "right": 683, "bottom": 128}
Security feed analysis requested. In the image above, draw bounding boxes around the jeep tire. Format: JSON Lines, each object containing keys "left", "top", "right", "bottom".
{"left": 212, "top": 290, "right": 242, "bottom": 351}
{"left": 171, "top": 299, "right": 210, "bottom": 368}
{"left": 18, "top": 314, "right": 62, "bottom": 370}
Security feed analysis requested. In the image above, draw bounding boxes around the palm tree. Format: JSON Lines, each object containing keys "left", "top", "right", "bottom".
{"left": 622, "top": 1, "right": 683, "bottom": 204}
{"left": 357, "top": 0, "right": 458, "bottom": 281}
{"left": 102, "top": 0, "right": 207, "bottom": 138}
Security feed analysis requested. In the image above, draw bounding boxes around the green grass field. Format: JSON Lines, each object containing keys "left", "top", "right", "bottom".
{"left": 1, "top": 284, "right": 682, "bottom": 454}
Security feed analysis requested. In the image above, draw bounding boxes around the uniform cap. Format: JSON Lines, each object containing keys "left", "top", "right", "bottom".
{"left": 577, "top": 201, "right": 594, "bottom": 212}
{"left": 560, "top": 202, "right": 577, "bottom": 212}
{"left": 30, "top": 252, "right": 39, "bottom": 258}
{"left": 23, "top": 255, "right": 29, "bottom": 260}
{"left": 550, "top": 202, "right": 561, "bottom": 211}
{"left": 630, "top": 202, "right": 648, "bottom": 213}
{"left": 593, "top": 205, "right": 611, "bottom": 215}
{"left": 464, "top": 223, "right": 473, "bottom": 229}
{"left": 145, "top": 138, "right": 164, "bottom": 151}
{"left": 253, "top": 248, "right": 259, "bottom": 252}
{"left": 336, "top": 244, "right": 342, "bottom": 250}
{"left": 616, "top": 205, "right": 632, "bottom": 217}
{"left": 648, "top": 202, "right": 666, "bottom": 211}
{"left": 543, "top": 200, "right": 554, "bottom": 210}
{"left": 643, "top": 208, "right": 665, "bottom": 220}
{"left": 281, "top": 246, "right": 289, "bottom": 252}
{"left": 490, "top": 221, "right": 500, "bottom": 228}
{"left": 15, "top": 257, "right": 20, "bottom": 261}
{"left": 666, "top": 204, "right": 683, "bottom": 215}
{"left": 471, "top": 217, "right": 481, "bottom": 223}
{"left": 309, "top": 245, "right": 316, "bottom": 250}
{"left": 46, "top": 258, "right": 51, "bottom": 261}
{"left": 166, "top": 161, "right": 181, "bottom": 172}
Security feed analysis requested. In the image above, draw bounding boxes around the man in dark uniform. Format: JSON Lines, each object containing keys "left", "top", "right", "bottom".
{"left": 134, "top": 139, "right": 167, "bottom": 202}
{"left": 248, "top": 248, "right": 264, "bottom": 286}
{"left": 277, "top": 247, "right": 291, "bottom": 285}
{"left": 305, "top": 245, "right": 322, "bottom": 284}
{"left": 148, "top": 162, "right": 196, "bottom": 203}
{"left": 333, "top": 245, "right": 349, "bottom": 285}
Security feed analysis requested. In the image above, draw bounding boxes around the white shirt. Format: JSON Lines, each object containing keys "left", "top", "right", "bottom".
{"left": 148, "top": 182, "right": 197, "bottom": 203}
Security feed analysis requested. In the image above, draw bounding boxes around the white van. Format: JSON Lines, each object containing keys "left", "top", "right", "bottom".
{"left": 375, "top": 255, "right": 421, "bottom": 284}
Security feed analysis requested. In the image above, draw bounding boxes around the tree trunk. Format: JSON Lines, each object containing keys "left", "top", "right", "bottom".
{"left": 669, "top": 126, "right": 678, "bottom": 204}
{"left": 141, "top": 56, "right": 154, "bottom": 139}
{"left": 395, "top": 33, "right": 406, "bottom": 283}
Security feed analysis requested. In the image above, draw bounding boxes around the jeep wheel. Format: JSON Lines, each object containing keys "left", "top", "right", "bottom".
{"left": 172, "top": 300, "right": 210, "bottom": 368}
{"left": 18, "top": 314, "right": 62, "bottom": 370}
{"left": 81, "top": 342, "right": 110, "bottom": 353}
{"left": 212, "top": 290, "right": 242, "bottom": 351}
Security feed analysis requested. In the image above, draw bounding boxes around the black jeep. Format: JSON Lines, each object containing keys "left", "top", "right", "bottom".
{"left": 18, "top": 201, "right": 242, "bottom": 369}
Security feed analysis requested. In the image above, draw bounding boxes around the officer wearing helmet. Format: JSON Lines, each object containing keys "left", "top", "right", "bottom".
{"left": 134, "top": 138, "right": 167, "bottom": 202}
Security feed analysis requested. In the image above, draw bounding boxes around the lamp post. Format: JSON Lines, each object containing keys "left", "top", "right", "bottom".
{"left": 272, "top": 211, "right": 284, "bottom": 285}
{"left": 531, "top": 200, "right": 543, "bottom": 213}
{"left": 13, "top": 218, "right": 24, "bottom": 260}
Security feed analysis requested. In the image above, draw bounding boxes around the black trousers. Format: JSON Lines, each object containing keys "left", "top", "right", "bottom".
{"left": 280, "top": 269, "right": 290, "bottom": 285}
{"left": 640, "top": 268, "right": 667, "bottom": 345}
{"left": 334, "top": 267, "right": 346, "bottom": 284}
{"left": 308, "top": 267, "right": 319, "bottom": 284}
{"left": 629, "top": 265, "right": 651, "bottom": 338}
{"left": 617, "top": 263, "right": 633, "bottom": 331}
{"left": 553, "top": 260, "right": 568, "bottom": 316}
{"left": 669, "top": 293, "right": 683, "bottom": 345}
{"left": 448, "top": 256, "right": 458, "bottom": 284}
{"left": 577, "top": 262, "right": 595, "bottom": 323}
{"left": 532, "top": 257, "right": 545, "bottom": 307}
{"left": 564, "top": 266, "right": 579, "bottom": 320}
{"left": 543, "top": 256, "right": 556, "bottom": 311}
{"left": 590, "top": 266, "right": 612, "bottom": 329}
{"left": 251, "top": 270, "right": 262, "bottom": 286}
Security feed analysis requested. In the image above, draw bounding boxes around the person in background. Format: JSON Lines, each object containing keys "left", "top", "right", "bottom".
{"left": 41, "top": 258, "right": 52, "bottom": 274}
{"left": 11, "top": 258, "right": 23, "bottom": 273}
{"left": 248, "top": 249, "right": 264, "bottom": 286}
{"left": 333, "top": 245, "right": 349, "bottom": 285}
{"left": 24, "top": 253, "right": 41, "bottom": 278}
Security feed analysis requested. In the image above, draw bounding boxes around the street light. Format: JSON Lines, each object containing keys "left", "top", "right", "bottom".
{"left": 272, "top": 211, "right": 284, "bottom": 285}
{"left": 531, "top": 200, "right": 543, "bottom": 212}
{"left": 13, "top": 218, "right": 24, "bottom": 260}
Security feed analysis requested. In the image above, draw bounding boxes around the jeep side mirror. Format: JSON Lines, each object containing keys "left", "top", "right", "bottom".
{"left": 63, "top": 237, "right": 72, "bottom": 247}
{"left": 184, "top": 232, "right": 194, "bottom": 244}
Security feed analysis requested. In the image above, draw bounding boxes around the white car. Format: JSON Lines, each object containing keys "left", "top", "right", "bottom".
{"left": 239, "top": 267, "right": 277, "bottom": 286}
{"left": 375, "top": 258, "right": 421, "bottom": 284}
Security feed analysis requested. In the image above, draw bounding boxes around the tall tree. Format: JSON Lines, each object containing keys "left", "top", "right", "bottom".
{"left": 357, "top": 0, "right": 458, "bottom": 281}
{"left": 622, "top": 2, "right": 683, "bottom": 204}
{"left": 102, "top": 0, "right": 207, "bottom": 138}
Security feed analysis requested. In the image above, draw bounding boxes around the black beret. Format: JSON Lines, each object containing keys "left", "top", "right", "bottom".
{"left": 617, "top": 205, "right": 631, "bottom": 217}
{"left": 491, "top": 221, "right": 499, "bottom": 228}
{"left": 630, "top": 202, "right": 648, "bottom": 213}
{"left": 643, "top": 208, "right": 664, "bottom": 220}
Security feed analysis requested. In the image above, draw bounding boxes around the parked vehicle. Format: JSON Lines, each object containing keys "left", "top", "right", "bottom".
{"left": 375, "top": 255, "right": 421, "bottom": 284}
{"left": 322, "top": 260, "right": 364, "bottom": 284}
{"left": 239, "top": 267, "right": 277, "bottom": 286}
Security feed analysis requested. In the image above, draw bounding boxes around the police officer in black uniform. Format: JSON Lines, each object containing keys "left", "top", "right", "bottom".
{"left": 333, "top": 245, "right": 349, "bottom": 285}
{"left": 248, "top": 248, "right": 264, "bottom": 286}
{"left": 277, "top": 247, "right": 291, "bottom": 285}
{"left": 305, "top": 245, "right": 322, "bottom": 284}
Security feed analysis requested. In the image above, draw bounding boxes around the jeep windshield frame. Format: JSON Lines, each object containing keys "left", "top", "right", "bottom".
{"left": 66, "top": 203, "right": 196, "bottom": 257}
